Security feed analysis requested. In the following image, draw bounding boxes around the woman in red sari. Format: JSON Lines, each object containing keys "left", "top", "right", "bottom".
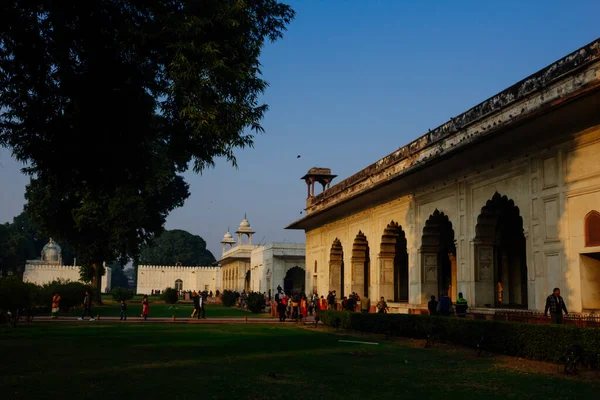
{"left": 300, "top": 295, "right": 308, "bottom": 319}
{"left": 141, "top": 295, "right": 150, "bottom": 320}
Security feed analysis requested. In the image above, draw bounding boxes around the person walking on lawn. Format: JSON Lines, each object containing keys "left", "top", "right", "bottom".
{"left": 200, "top": 290, "right": 208, "bottom": 319}
{"left": 544, "top": 287, "right": 568, "bottom": 324}
{"left": 51, "top": 292, "right": 61, "bottom": 319}
{"left": 78, "top": 291, "right": 94, "bottom": 321}
{"left": 191, "top": 290, "right": 200, "bottom": 318}
{"left": 141, "top": 295, "right": 150, "bottom": 320}
{"left": 120, "top": 300, "right": 127, "bottom": 321}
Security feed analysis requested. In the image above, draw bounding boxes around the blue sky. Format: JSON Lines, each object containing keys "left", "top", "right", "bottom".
{"left": 1, "top": 0, "right": 599, "bottom": 259}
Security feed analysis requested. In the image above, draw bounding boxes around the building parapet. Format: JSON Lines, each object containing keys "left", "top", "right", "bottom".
{"left": 137, "top": 265, "right": 221, "bottom": 271}
{"left": 25, "top": 264, "right": 80, "bottom": 270}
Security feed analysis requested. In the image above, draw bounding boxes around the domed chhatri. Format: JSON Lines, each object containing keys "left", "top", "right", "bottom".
{"left": 237, "top": 213, "right": 254, "bottom": 233}
{"left": 236, "top": 213, "right": 255, "bottom": 245}
{"left": 41, "top": 238, "right": 62, "bottom": 264}
{"left": 221, "top": 228, "right": 236, "bottom": 253}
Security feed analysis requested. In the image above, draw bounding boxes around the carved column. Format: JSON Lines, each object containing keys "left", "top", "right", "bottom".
{"left": 378, "top": 255, "right": 395, "bottom": 301}
{"left": 449, "top": 252, "right": 457, "bottom": 302}
{"left": 474, "top": 242, "right": 495, "bottom": 306}
{"left": 351, "top": 256, "right": 365, "bottom": 296}
{"left": 421, "top": 247, "right": 438, "bottom": 299}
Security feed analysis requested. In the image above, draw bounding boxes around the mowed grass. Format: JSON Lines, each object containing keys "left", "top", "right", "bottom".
{"left": 60, "top": 302, "right": 271, "bottom": 319}
{"left": 1, "top": 324, "right": 598, "bottom": 400}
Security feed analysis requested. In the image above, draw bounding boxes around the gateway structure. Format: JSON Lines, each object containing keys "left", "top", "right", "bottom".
{"left": 219, "top": 216, "right": 305, "bottom": 296}
{"left": 286, "top": 39, "right": 600, "bottom": 313}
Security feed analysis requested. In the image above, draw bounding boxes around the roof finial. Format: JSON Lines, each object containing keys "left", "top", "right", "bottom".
{"left": 244, "top": 212, "right": 247, "bottom": 219}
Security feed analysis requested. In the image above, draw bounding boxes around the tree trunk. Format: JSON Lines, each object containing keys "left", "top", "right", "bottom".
{"left": 92, "top": 262, "right": 103, "bottom": 305}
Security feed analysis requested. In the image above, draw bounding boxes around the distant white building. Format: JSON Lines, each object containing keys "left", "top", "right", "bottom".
{"left": 218, "top": 216, "right": 306, "bottom": 297}
{"left": 23, "top": 238, "right": 112, "bottom": 290}
{"left": 136, "top": 265, "right": 221, "bottom": 294}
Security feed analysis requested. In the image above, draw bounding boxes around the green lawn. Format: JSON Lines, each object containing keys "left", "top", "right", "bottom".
{"left": 61, "top": 302, "right": 270, "bottom": 319}
{"left": 1, "top": 323, "right": 598, "bottom": 399}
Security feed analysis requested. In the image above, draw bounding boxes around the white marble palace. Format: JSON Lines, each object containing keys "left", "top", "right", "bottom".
{"left": 218, "top": 216, "right": 305, "bottom": 297}
{"left": 286, "top": 39, "right": 600, "bottom": 314}
{"left": 23, "top": 238, "right": 112, "bottom": 290}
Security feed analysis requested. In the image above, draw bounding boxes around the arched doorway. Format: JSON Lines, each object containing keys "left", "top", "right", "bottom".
{"left": 421, "top": 210, "right": 457, "bottom": 301}
{"left": 351, "top": 232, "right": 370, "bottom": 298}
{"left": 174, "top": 279, "right": 183, "bottom": 291}
{"left": 284, "top": 266, "right": 305, "bottom": 295}
{"left": 329, "top": 238, "right": 344, "bottom": 297}
{"left": 245, "top": 270, "right": 251, "bottom": 293}
{"left": 474, "top": 192, "right": 527, "bottom": 308}
{"left": 380, "top": 221, "right": 409, "bottom": 302}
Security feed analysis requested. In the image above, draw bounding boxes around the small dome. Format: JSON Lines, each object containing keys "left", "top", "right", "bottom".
{"left": 239, "top": 218, "right": 250, "bottom": 229}
{"left": 41, "top": 238, "right": 62, "bottom": 262}
{"left": 221, "top": 230, "right": 235, "bottom": 244}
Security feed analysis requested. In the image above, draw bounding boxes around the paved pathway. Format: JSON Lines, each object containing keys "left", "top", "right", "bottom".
{"left": 24, "top": 316, "right": 317, "bottom": 325}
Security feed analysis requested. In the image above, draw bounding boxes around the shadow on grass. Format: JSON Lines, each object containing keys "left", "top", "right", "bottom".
{"left": 1, "top": 324, "right": 599, "bottom": 399}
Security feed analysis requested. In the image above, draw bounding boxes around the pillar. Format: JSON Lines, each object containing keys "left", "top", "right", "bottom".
{"left": 474, "top": 243, "right": 495, "bottom": 306}
{"left": 351, "top": 256, "right": 365, "bottom": 296}
{"left": 449, "top": 252, "right": 457, "bottom": 302}
{"left": 378, "top": 255, "right": 394, "bottom": 301}
{"left": 421, "top": 249, "right": 438, "bottom": 301}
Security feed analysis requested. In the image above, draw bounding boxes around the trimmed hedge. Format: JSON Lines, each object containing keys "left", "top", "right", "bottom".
{"left": 319, "top": 310, "right": 600, "bottom": 363}
{"left": 160, "top": 287, "right": 179, "bottom": 304}
{"left": 221, "top": 290, "right": 237, "bottom": 307}
{"left": 246, "top": 292, "right": 265, "bottom": 314}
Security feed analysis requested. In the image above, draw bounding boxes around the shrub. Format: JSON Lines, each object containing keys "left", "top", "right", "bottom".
{"left": 0, "top": 275, "right": 33, "bottom": 327}
{"left": 39, "top": 280, "right": 93, "bottom": 311}
{"left": 221, "top": 290, "right": 237, "bottom": 307}
{"left": 246, "top": 292, "right": 265, "bottom": 314}
{"left": 160, "top": 287, "right": 179, "bottom": 304}
{"left": 111, "top": 287, "right": 134, "bottom": 302}
{"left": 318, "top": 310, "right": 600, "bottom": 363}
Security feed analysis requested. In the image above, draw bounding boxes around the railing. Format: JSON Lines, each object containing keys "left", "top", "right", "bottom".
{"left": 479, "top": 311, "right": 600, "bottom": 328}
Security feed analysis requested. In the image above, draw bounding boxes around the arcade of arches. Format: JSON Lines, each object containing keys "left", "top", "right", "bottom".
{"left": 314, "top": 196, "right": 533, "bottom": 308}
{"left": 305, "top": 181, "right": 600, "bottom": 312}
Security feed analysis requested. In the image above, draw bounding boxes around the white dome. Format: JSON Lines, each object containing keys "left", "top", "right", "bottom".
{"left": 239, "top": 218, "right": 250, "bottom": 229}
{"left": 221, "top": 230, "right": 235, "bottom": 244}
{"left": 41, "top": 238, "right": 62, "bottom": 262}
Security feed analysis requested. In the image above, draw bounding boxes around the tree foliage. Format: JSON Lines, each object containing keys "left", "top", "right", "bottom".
{"left": 0, "top": 275, "right": 33, "bottom": 327}
{"left": 111, "top": 287, "right": 134, "bottom": 302}
{"left": 0, "top": 1, "right": 295, "bottom": 299}
{"left": 110, "top": 262, "right": 130, "bottom": 289}
{"left": 140, "top": 229, "right": 215, "bottom": 266}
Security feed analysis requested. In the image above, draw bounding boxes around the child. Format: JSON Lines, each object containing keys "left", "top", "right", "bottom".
{"left": 120, "top": 300, "right": 127, "bottom": 320}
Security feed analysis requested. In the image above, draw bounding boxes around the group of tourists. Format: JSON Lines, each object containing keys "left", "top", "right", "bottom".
{"left": 49, "top": 285, "right": 569, "bottom": 325}
{"left": 427, "top": 292, "right": 469, "bottom": 317}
